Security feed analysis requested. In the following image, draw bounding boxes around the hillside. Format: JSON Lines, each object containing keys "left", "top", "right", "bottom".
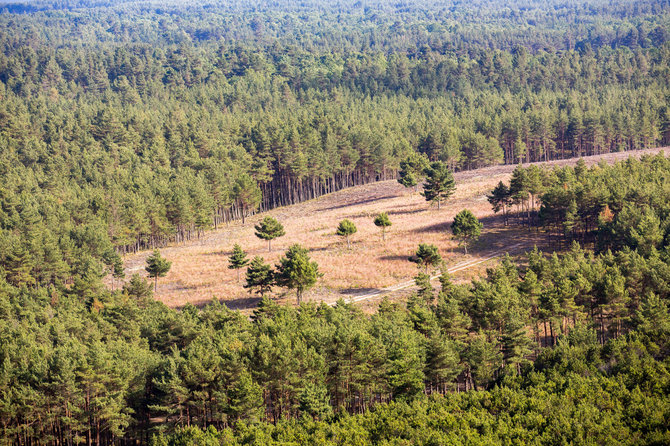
{"left": 123, "top": 146, "right": 670, "bottom": 310}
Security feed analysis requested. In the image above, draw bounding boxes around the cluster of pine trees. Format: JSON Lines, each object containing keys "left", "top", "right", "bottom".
{"left": 2, "top": 238, "right": 669, "bottom": 443}
{"left": 489, "top": 153, "right": 670, "bottom": 254}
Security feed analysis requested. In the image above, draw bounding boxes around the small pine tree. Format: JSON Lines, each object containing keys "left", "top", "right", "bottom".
{"left": 254, "top": 216, "right": 286, "bottom": 252}
{"left": 451, "top": 209, "right": 482, "bottom": 254}
{"left": 409, "top": 244, "right": 442, "bottom": 273}
{"left": 421, "top": 161, "right": 456, "bottom": 210}
{"left": 123, "top": 273, "right": 153, "bottom": 300}
{"left": 244, "top": 256, "right": 274, "bottom": 297}
{"left": 275, "top": 244, "right": 321, "bottom": 304}
{"left": 145, "top": 249, "right": 171, "bottom": 292}
{"left": 373, "top": 212, "right": 392, "bottom": 242}
{"left": 228, "top": 244, "right": 250, "bottom": 283}
{"left": 336, "top": 219, "right": 357, "bottom": 249}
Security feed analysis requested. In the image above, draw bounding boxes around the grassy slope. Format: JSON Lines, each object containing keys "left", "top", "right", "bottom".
{"left": 120, "top": 147, "right": 670, "bottom": 312}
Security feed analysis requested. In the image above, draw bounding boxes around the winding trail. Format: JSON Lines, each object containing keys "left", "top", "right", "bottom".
{"left": 330, "top": 241, "right": 529, "bottom": 306}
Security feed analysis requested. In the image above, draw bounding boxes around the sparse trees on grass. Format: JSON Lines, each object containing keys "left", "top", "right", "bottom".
{"left": 145, "top": 249, "right": 171, "bottom": 291}
{"left": 336, "top": 219, "right": 357, "bottom": 248}
{"left": 254, "top": 216, "right": 285, "bottom": 251}
{"left": 451, "top": 209, "right": 482, "bottom": 254}
{"left": 374, "top": 212, "right": 392, "bottom": 241}
{"left": 228, "top": 244, "right": 250, "bottom": 282}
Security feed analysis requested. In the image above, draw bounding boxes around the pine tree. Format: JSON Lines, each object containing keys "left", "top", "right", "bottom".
{"left": 145, "top": 249, "right": 171, "bottom": 292}
{"left": 233, "top": 173, "right": 262, "bottom": 224}
{"left": 123, "top": 273, "right": 153, "bottom": 300}
{"left": 409, "top": 244, "right": 442, "bottom": 273}
{"left": 451, "top": 209, "right": 482, "bottom": 254}
{"left": 373, "top": 212, "right": 392, "bottom": 242}
{"left": 228, "top": 244, "right": 250, "bottom": 283}
{"left": 244, "top": 256, "right": 274, "bottom": 297}
{"left": 398, "top": 152, "right": 428, "bottom": 192}
{"left": 487, "top": 181, "right": 511, "bottom": 225}
{"left": 336, "top": 219, "right": 357, "bottom": 249}
{"left": 421, "top": 161, "right": 456, "bottom": 210}
{"left": 275, "top": 244, "right": 320, "bottom": 304}
{"left": 254, "top": 216, "right": 285, "bottom": 252}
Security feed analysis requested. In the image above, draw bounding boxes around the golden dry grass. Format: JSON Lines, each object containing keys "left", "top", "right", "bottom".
{"left": 119, "top": 146, "right": 670, "bottom": 312}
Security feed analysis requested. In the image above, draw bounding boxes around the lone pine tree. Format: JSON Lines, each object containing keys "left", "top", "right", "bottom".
{"left": 145, "top": 249, "right": 171, "bottom": 291}
{"left": 422, "top": 161, "right": 456, "bottom": 210}
{"left": 254, "top": 216, "right": 285, "bottom": 252}
{"left": 228, "top": 244, "right": 250, "bottom": 282}
{"left": 374, "top": 212, "right": 392, "bottom": 242}
{"left": 336, "top": 219, "right": 357, "bottom": 249}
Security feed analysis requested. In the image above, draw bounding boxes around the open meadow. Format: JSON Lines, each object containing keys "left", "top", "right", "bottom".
{"left": 122, "top": 146, "right": 670, "bottom": 311}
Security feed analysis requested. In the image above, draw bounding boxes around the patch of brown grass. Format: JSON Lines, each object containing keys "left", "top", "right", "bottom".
{"left": 118, "top": 146, "right": 670, "bottom": 312}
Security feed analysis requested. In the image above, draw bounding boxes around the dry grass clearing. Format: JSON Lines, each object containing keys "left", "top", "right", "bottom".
{"left": 120, "top": 147, "right": 670, "bottom": 312}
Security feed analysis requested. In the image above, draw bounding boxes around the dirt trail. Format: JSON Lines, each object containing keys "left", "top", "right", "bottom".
{"left": 119, "top": 146, "right": 669, "bottom": 310}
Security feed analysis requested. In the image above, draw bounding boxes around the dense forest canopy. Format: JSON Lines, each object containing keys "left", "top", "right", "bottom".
{"left": 0, "top": 1, "right": 669, "bottom": 443}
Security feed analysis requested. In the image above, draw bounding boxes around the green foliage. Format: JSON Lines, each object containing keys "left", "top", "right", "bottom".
{"left": 451, "top": 209, "right": 483, "bottom": 254}
{"left": 228, "top": 244, "right": 250, "bottom": 283}
{"left": 410, "top": 244, "right": 443, "bottom": 272}
{"left": 336, "top": 219, "right": 357, "bottom": 249}
{"left": 421, "top": 161, "right": 456, "bottom": 210}
{"left": 123, "top": 273, "right": 153, "bottom": 300}
{"left": 398, "top": 153, "right": 429, "bottom": 190}
{"left": 146, "top": 249, "right": 172, "bottom": 291}
{"left": 244, "top": 256, "right": 274, "bottom": 297}
{"left": 275, "top": 244, "right": 320, "bottom": 304}
{"left": 254, "top": 217, "right": 286, "bottom": 251}
{"left": 373, "top": 212, "right": 392, "bottom": 241}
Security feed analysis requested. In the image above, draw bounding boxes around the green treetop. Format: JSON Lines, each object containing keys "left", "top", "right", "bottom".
{"left": 244, "top": 256, "right": 274, "bottom": 297}
{"left": 410, "top": 244, "right": 443, "bottom": 273}
{"left": 373, "top": 212, "right": 392, "bottom": 242}
{"left": 451, "top": 209, "right": 482, "bottom": 254}
{"left": 336, "top": 219, "right": 357, "bottom": 249}
{"left": 145, "top": 249, "right": 171, "bottom": 291}
{"left": 254, "top": 216, "right": 286, "bottom": 252}
{"left": 421, "top": 161, "right": 456, "bottom": 210}
{"left": 228, "top": 244, "right": 250, "bottom": 282}
{"left": 275, "top": 244, "right": 321, "bottom": 304}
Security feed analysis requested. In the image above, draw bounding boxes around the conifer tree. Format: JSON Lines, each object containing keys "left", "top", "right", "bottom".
{"left": 373, "top": 212, "right": 392, "bottom": 242}
{"left": 487, "top": 181, "right": 511, "bottom": 225}
{"left": 244, "top": 256, "right": 274, "bottom": 297}
{"left": 228, "top": 244, "right": 250, "bottom": 282}
{"left": 421, "top": 161, "right": 455, "bottom": 209}
{"left": 145, "top": 249, "right": 171, "bottom": 292}
{"left": 398, "top": 152, "right": 428, "bottom": 192}
{"left": 233, "top": 173, "right": 262, "bottom": 224}
{"left": 254, "top": 216, "right": 285, "bottom": 252}
{"left": 410, "top": 244, "right": 442, "bottom": 273}
{"left": 275, "top": 244, "right": 320, "bottom": 304}
{"left": 451, "top": 209, "right": 482, "bottom": 254}
{"left": 336, "top": 219, "right": 357, "bottom": 249}
{"left": 123, "top": 273, "right": 153, "bottom": 300}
